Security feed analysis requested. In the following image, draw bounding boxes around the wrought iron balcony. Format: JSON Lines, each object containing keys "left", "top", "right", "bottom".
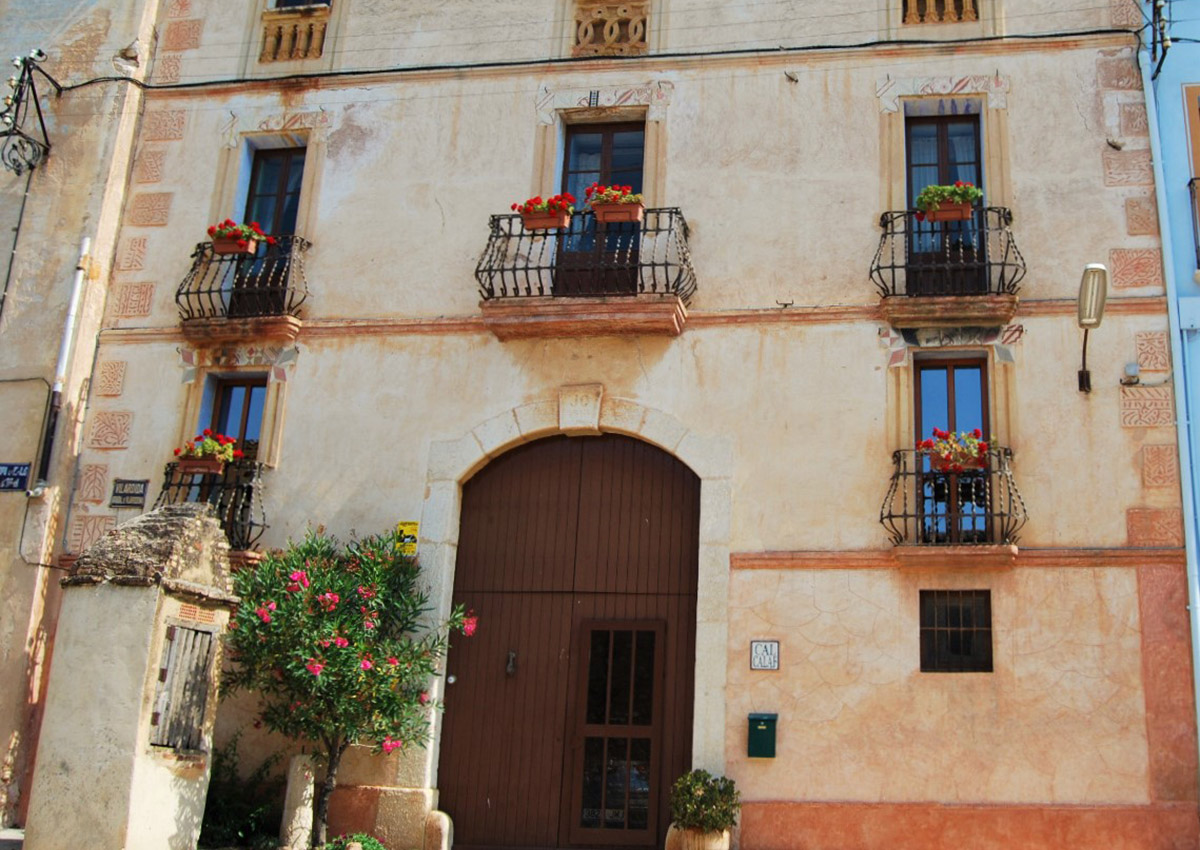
{"left": 155, "top": 460, "right": 267, "bottom": 551}
{"left": 175, "top": 235, "right": 310, "bottom": 321}
{"left": 870, "top": 208, "right": 1026, "bottom": 299}
{"left": 475, "top": 208, "right": 696, "bottom": 302}
{"left": 880, "top": 448, "right": 1027, "bottom": 546}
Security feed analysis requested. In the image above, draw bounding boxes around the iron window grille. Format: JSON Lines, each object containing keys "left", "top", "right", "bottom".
{"left": 920, "top": 589, "right": 992, "bottom": 673}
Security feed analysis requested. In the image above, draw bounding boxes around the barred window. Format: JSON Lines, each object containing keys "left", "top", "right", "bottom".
{"left": 920, "top": 590, "right": 992, "bottom": 672}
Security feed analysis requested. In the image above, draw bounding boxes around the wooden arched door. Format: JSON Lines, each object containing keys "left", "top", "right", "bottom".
{"left": 438, "top": 435, "right": 699, "bottom": 850}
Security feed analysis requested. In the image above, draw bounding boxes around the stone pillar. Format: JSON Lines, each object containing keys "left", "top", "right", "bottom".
{"left": 24, "top": 505, "right": 236, "bottom": 850}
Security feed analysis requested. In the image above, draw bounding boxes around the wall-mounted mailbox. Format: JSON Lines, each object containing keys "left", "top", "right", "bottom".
{"left": 748, "top": 712, "right": 778, "bottom": 758}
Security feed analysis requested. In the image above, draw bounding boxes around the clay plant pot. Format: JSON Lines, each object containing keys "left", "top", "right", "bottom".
{"left": 520, "top": 209, "right": 572, "bottom": 230}
{"left": 177, "top": 457, "right": 226, "bottom": 475}
{"left": 928, "top": 453, "right": 986, "bottom": 472}
{"left": 922, "top": 201, "right": 974, "bottom": 222}
{"left": 211, "top": 236, "right": 260, "bottom": 256}
{"left": 591, "top": 202, "right": 645, "bottom": 224}
{"left": 664, "top": 825, "right": 731, "bottom": 850}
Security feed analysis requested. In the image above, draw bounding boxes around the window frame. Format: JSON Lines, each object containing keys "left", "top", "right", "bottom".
{"left": 209, "top": 376, "right": 268, "bottom": 461}
{"left": 905, "top": 114, "right": 984, "bottom": 210}
{"left": 244, "top": 146, "right": 306, "bottom": 238}
{"left": 913, "top": 354, "right": 991, "bottom": 446}
{"left": 560, "top": 121, "right": 647, "bottom": 199}
{"left": 919, "top": 589, "right": 993, "bottom": 673}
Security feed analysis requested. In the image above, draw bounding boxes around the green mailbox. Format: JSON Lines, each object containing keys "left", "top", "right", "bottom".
{"left": 747, "top": 713, "right": 778, "bottom": 758}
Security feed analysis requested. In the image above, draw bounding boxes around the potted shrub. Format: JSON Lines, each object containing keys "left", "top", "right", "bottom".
{"left": 173, "top": 428, "right": 243, "bottom": 474}
{"left": 206, "top": 219, "right": 277, "bottom": 255}
{"left": 585, "top": 182, "right": 645, "bottom": 223}
{"left": 914, "top": 181, "right": 984, "bottom": 222}
{"left": 512, "top": 192, "right": 576, "bottom": 230}
{"left": 665, "top": 769, "right": 739, "bottom": 850}
{"left": 919, "top": 427, "right": 988, "bottom": 472}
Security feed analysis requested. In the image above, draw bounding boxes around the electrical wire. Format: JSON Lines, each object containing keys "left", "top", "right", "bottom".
{"left": 52, "top": 24, "right": 1142, "bottom": 99}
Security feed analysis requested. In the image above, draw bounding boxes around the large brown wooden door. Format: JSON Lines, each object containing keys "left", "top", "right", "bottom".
{"left": 439, "top": 436, "right": 698, "bottom": 850}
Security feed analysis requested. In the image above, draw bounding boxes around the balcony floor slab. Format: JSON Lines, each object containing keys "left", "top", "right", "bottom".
{"left": 480, "top": 294, "right": 688, "bottom": 340}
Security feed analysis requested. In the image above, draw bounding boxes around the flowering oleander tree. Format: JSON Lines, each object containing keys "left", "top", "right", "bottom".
{"left": 224, "top": 528, "right": 476, "bottom": 847}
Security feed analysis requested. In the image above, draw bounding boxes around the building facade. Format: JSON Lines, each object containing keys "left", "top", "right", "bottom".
{"left": 0, "top": 0, "right": 157, "bottom": 827}
{"left": 5, "top": 0, "right": 1199, "bottom": 848}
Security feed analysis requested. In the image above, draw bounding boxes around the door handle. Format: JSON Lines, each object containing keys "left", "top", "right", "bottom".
{"left": 506, "top": 650, "right": 517, "bottom": 676}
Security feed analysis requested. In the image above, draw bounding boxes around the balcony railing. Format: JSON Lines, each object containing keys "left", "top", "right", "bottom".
{"left": 880, "top": 448, "right": 1027, "bottom": 546}
{"left": 175, "top": 236, "right": 310, "bottom": 321}
{"left": 155, "top": 460, "right": 267, "bottom": 551}
{"left": 475, "top": 208, "right": 696, "bottom": 303}
{"left": 870, "top": 208, "right": 1026, "bottom": 298}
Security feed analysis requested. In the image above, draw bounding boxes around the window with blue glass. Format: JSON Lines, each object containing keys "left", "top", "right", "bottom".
{"left": 915, "top": 356, "right": 990, "bottom": 543}
{"left": 209, "top": 377, "right": 267, "bottom": 461}
{"left": 557, "top": 123, "right": 645, "bottom": 296}
{"left": 906, "top": 114, "right": 985, "bottom": 295}
{"left": 229, "top": 147, "right": 306, "bottom": 317}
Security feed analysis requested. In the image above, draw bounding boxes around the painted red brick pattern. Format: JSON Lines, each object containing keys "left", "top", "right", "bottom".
{"left": 1120, "top": 386, "right": 1175, "bottom": 427}
{"left": 1125, "top": 196, "right": 1159, "bottom": 236}
{"left": 128, "top": 193, "right": 173, "bottom": 227}
{"left": 112, "top": 283, "right": 155, "bottom": 317}
{"left": 1097, "top": 56, "right": 1141, "bottom": 90}
{"left": 78, "top": 465, "right": 108, "bottom": 504}
{"left": 1142, "top": 445, "right": 1180, "bottom": 489}
{"left": 87, "top": 411, "right": 133, "bottom": 450}
{"left": 143, "top": 110, "right": 186, "bottom": 141}
{"left": 1103, "top": 149, "right": 1154, "bottom": 186}
{"left": 96, "top": 361, "right": 127, "bottom": 396}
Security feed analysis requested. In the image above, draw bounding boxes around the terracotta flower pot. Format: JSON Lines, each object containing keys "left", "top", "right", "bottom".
{"left": 211, "top": 236, "right": 260, "bottom": 255}
{"left": 591, "top": 201, "right": 645, "bottom": 224}
{"left": 665, "top": 825, "right": 731, "bottom": 850}
{"left": 928, "top": 453, "right": 986, "bottom": 472}
{"left": 177, "top": 456, "right": 226, "bottom": 475}
{"left": 922, "top": 201, "right": 974, "bottom": 222}
{"left": 520, "top": 209, "right": 571, "bottom": 230}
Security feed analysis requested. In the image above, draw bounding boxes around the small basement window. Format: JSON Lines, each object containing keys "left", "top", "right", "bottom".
{"left": 919, "top": 589, "right": 992, "bottom": 672}
{"left": 150, "top": 624, "right": 216, "bottom": 751}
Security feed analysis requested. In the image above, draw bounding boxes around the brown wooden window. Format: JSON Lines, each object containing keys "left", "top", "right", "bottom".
{"left": 210, "top": 377, "right": 267, "bottom": 461}
{"left": 903, "top": 0, "right": 977, "bottom": 24}
{"left": 562, "top": 123, "right": 645, "bottom": 208}
{"left": 245, "top": 147, "right": 305, "bottom": 237}
{"left": 150, "top": 625, "right": 216, "bottom": 750}
{"left": 920, "top": 590, "right": 992, "bottom": 672}
{"left": 906, "top": 115, "right": 982, "bottom": 208}
{"left": 915, "top": 356, "right": 991, "bottom": 544}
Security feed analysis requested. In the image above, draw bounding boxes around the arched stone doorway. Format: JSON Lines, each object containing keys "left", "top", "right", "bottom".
{"left": 437, "top": 434, "right": 699, "bottom": 850}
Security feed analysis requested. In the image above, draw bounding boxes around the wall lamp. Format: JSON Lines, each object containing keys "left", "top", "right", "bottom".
{"left": 1077, "top": 263, "right": 1109, "bottom": 393}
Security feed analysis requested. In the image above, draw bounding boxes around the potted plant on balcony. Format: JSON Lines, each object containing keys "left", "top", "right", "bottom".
{"left": 665, "top": 769, "right": 739, "bottom": 850}
{"left": 919, "top": 427, "right": 988, "bottom": 472}
{"left": 207, "top": 219, "right": 277, "bottom": 255}
{"left": 586, "top": 182, "right": 645, "bottom": 223}
{"left": 174, "top": 429, "right": 243, "bottom": 474}
{"left": 914, "top": 181, "right": 984, "bottom": 222}
{"left": 512, "top": 192, "right": 576, "bottom": 230}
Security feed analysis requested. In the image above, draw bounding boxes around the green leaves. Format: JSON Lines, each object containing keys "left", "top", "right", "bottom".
{"left": 225, "top": 527, "right": 469, "bottom": 758}
{"left": 669, "top": 769, "right": 740, "bottom": 833}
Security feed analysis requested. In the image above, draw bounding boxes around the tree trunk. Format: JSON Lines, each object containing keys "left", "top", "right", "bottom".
{"left": 312, "top": 737, "right": 349, "bottom": 848}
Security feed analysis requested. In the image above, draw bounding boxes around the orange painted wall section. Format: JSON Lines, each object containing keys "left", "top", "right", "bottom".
{"left": 740, "top": 801, "right": 1200, "bottom": 850}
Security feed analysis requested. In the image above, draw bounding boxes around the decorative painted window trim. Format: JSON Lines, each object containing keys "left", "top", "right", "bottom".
{"left": 876, "top": 74, "right": 1011, "bottom": 113}
{"left": 536, "top": 81, "right": 674, "bottom": 125}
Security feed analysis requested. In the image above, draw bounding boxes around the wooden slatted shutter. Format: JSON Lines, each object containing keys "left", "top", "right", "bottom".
{"left": 150, "top": 624, "right": 216, "bottom": 751}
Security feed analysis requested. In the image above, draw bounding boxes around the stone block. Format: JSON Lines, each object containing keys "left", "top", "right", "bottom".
{"left": 558, "top": 384, "right": 604, "bottom": 435}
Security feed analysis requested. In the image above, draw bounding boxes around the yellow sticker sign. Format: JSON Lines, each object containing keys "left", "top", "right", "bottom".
{"left": 396, "top": 521, "right": 419, "bottom": 557}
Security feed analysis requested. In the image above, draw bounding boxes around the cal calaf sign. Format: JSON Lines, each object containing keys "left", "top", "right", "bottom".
{"left": 0, "top": 463, "right": 31, "bottom": 492}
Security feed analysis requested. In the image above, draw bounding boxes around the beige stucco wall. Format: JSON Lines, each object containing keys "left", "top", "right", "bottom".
{"left": 23, "top": 584, "right": 157, "bottom": 849}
